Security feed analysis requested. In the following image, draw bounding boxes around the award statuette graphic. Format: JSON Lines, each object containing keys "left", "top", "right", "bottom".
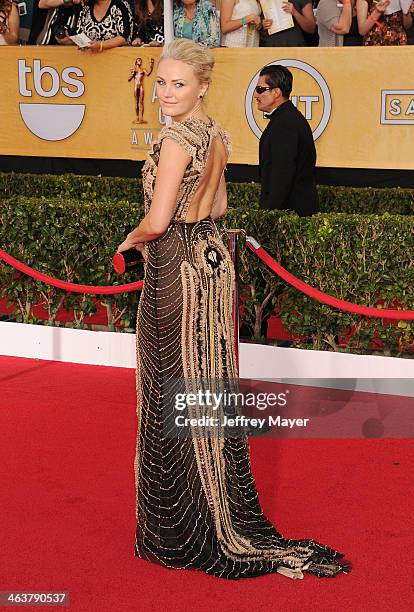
{"left": 128, "top": 57, "right": 155, "bottom": 124}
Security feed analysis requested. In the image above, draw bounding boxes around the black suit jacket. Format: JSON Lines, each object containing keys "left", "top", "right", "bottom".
{"left": 258, "top": 100, "right": 318, "bottom": 217}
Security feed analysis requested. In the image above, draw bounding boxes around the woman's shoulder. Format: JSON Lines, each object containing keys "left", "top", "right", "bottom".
{"left": 159, "top": 120, "right": 200, "bottom": 146}
{"left": 185, "top": 117, "right": 232, "bottom": 158}
{"left": 157, "top": 121, "right": 204, "bottom": 170}
{"left": 156, "top": 118, "right": 232, "bottom": 163}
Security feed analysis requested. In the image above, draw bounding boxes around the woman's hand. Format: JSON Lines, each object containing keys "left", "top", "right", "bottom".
{"left": 373, "top": 0, "right": 391, "bottom": 13}
{"left": 131, "top": 37, "right": 142, "bottom": 46}
{"left": 56, "top": 35, "right": 72, "bottom": 45}
{"left": 283, "top": 2, "right": 298, "bottom": 17}
{"left": 117, "top": 238, "right": 147, "bottom": 262}
{"left": 117, "top": 237, "right": 137, "bottom": 253}
{"left": 245, "top": 13, "right": 261, "bottom": 26}
{"left": 135, "top": 242, "right": 147, "bottom": 262}
{"left": 83, "top": 40, "right": 102, "bottom": 52}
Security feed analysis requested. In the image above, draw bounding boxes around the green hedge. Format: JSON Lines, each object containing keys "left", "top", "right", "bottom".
{"left": 2, "top": 171, "right": 414, "bottom": 214}
{"left": 1, "top": 191, "right": 413, "bottom": 356}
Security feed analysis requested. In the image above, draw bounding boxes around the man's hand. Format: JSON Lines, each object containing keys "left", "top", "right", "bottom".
{"left": 262, "top": 18, "right": 273, "bottom": 29}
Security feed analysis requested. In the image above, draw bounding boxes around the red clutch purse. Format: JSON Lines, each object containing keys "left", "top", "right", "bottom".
{"left": 113, "top": 248, "right": 145, "bottom": 274}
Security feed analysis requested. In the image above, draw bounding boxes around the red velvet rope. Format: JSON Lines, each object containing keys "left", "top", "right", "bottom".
{"left": 2, "top": 242, "right": 413, "bottom": 319}
{"left": 0, "top": 249, "right": 144, "bottom": 295}
{"left": 246, "top": 237, "right": 414, "bottom": 321}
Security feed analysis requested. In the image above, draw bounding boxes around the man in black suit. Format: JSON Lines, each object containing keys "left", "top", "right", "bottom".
{"left": 255, "top": 65, "right": 318, "bottom": 217}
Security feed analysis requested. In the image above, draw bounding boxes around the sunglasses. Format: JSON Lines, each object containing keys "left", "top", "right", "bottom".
{"left": 255, "top": 86, "right": 275, "bottom": 95}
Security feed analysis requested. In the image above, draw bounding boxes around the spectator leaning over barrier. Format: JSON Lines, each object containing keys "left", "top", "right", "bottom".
{"left": 132, "top": 0, "right": 164, "bottom": 46}
{"left": 316, "top": 0, "right": 353, "bottom": 46}
{"left": 29, "top": 0, "right": 83, "bottom": 45}
{"left": 357, "top": 0, "right": 413, "bottom": 45}
{"left": 56, "top": 0, "right": 134, "bottom": 49}
{"left": 0, "top": 0, "right": 20, "bottom": 43}
{"left": 260, "top": 0, "right": 316, "bottom": 46}
{"left": 220, "top": 0, "right": 262, "bottom": 47}
{"left": 173, "top": 0, "right": 221, "bottom": 47}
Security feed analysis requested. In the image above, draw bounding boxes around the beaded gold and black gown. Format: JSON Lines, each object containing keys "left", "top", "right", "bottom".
{"left": 133, "top": 116, "right": 351, "bottom": 580}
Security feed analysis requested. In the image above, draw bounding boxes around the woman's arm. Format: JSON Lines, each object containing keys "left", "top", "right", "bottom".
{"left": 402, "top": 10, "right": 412, "bottom": 30}
{"left": 2, "top": 3, "right": 19, "bottom": 44}
{"left": 210, "top": 172, "right": 228, "bottom": 221}
{"left": 39, "top": 0, "right": 83, "bottom": 7}
{"left": 284, "top": 1, "right": 316, "bottom": 34}
{"left": 39, "top": 0, "right": 66, "bottom": 7}
{"left": 405, "top": 1, "right": 414, "bottom": 29}
{"left": 220, "top": 0, "right": 261, "bottom": 33}
{"left": 331, "top": 1, "right": 353, "bottom": 34}
{"left": 357, "top": 0, "right": 390, "bottom": 36}
{"left": 86, "top": 36, "right": 127, "bottom": 51}
{"left": 117, "top": 138, "right": 192, "bottom": 251}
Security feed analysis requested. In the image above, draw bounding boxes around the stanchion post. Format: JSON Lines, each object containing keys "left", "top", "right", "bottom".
{"left": 224, "top": 229, "right": 245, "bottom": 375}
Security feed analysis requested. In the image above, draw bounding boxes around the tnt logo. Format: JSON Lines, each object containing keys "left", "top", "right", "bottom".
{"left": 381, "top": 90, "right": 414, "bottom": 125}
{"left": 18, "top": 59, "right": 85, "bottom": 141}
{"left": 245, "top": 59, "right": 332, "bottom": 141}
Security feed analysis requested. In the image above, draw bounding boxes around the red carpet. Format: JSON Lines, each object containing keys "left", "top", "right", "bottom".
{"left": 0, "top": 355, "right": 413, "bottom": 611}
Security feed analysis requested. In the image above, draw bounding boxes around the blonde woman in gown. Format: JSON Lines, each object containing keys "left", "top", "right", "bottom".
{"left": 116, "top": 39, "right": 351, "bottom": 581}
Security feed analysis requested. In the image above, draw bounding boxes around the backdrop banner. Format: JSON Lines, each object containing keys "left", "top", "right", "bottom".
{"left": 1, "top": 46, "right": 414, "bottom": 169}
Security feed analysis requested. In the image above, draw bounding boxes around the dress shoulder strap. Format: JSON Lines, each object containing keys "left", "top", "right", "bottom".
{"left": 157, "top": 122, "right": 204, "bottom": 172}
{"left": 215, "top": 123, "right": 232, "bottom": 160}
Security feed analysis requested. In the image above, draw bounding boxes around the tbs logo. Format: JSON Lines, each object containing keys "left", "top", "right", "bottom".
{"left": 18, "top": 59, "right": 85, "bottom": 141}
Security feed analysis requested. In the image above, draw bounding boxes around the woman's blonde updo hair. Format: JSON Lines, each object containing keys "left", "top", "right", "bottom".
{"left": 160, "top": 39, "right": 215, "bottom": 88}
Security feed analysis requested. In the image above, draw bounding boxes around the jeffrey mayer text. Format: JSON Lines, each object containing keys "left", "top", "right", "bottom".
{"left": 175, "top": 415, "right": 310, "bottom": 429}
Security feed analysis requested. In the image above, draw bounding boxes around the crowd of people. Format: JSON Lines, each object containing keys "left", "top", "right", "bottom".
{"left": 1, "top": 0, "right": 414, "bottom": 48}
